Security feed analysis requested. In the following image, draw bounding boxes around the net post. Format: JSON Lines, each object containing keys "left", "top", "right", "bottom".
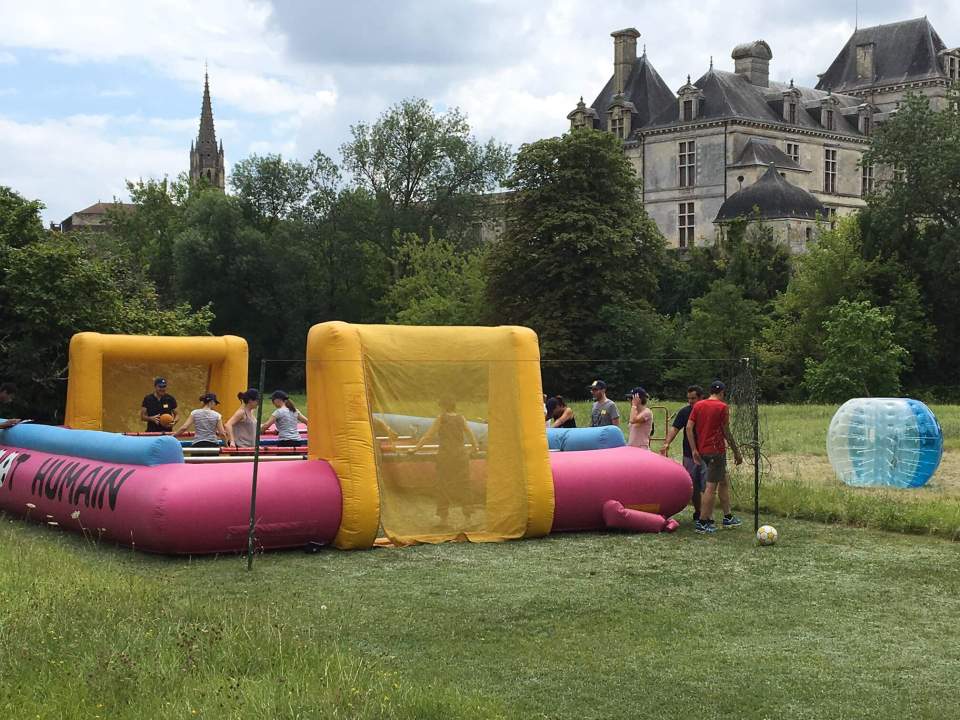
{"left": 748, "top": 357, "right": 760, "bottom": 533}
{"left": 246, "top": 359, "right": 267, "bottom": 571}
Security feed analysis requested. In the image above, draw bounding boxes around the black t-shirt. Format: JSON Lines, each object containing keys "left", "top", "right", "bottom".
{"left": 142, "top": 393, "right": 177, "bottom": 432}
{"left": 672, "top": 403, "right": 696, "bottom": 458}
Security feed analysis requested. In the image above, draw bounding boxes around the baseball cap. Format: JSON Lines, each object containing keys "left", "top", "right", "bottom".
{"left": 271, "top": 390, "right": 289, "bottom": 401}
{"left": 154, "top": 377, "right": 168, "bottom": 388}
{"left": 587, "top": 380, "right": 607, "bottom": 390}
{"left": 710, "top": 380, "right": 726, "bottom": 393}
{"left": 200, "top": 392, "right": 220, "bottom": 404}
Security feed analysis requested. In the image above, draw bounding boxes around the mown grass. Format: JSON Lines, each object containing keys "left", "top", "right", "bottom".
{"left": 561, "top": 399, "right": 960, "bottom": 540}
{"left": 2, "top": 514, "right": 959, "bottom": 719}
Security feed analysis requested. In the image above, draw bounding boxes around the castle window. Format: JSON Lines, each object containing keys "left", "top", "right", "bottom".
{"left": 861, "top": 164, "right": 875, "bottom": 197}
{"left": 825, "top": 109, "right": 835, "bottom": 131}
{"left": 948, "top": 55, "right": 960, "bottom": 81}
{"left": 824, "top": 148, "right": 837, "bottom": 194}
{"left": 788, "top": 101, "right": 797, "bottom": 124}
{"left": 678, "top": 202, "right": 695, "bottom": 248}
{"left": 683, "top": 99, "right": 693, "bottom": 122}
{"left": 678, "top": 141, "right": 696, "bottom": 188}
{"left": 786, "top": 142, "right": 800, "bottom": 164}
{"left": 610, "top": 114, "right": 625, "bottom": 139}
{"left": 861, "top": 112, "right": 872, "bottom": 135}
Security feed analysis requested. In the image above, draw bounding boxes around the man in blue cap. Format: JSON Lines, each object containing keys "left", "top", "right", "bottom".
{"left": 588, "top": 380, "right": 620, "bottom": 427}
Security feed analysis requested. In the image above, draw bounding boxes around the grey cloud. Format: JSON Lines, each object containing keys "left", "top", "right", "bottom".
{"left": 267, "top": 0, "right": 533, "bottom": 67}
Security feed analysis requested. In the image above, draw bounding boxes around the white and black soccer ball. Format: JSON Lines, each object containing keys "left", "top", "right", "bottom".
{"left": 756, "top": 524, "right": 778, "bottom": 546}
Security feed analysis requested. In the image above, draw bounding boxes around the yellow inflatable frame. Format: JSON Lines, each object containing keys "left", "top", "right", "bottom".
{"left": 65, "top": 332, "right": 248, "bottom": 431}
{"left": 306, "top": 322, "right": 555, "bottom": 549}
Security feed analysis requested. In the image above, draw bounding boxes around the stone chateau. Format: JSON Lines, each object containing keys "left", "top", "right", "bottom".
{"left": 566, "top": 17, "right": 959, "bottom": 250}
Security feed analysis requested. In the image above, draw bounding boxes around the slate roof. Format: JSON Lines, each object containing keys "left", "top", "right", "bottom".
{"left": 589, "top": 53, "right": 676, "bottom": 131}
{"left": 72, "top": 202, "right": 137, "bottom": 216}
{"left": 729, "top": 137, "right": 803, "bottom": 171}
{"left": 816, "top": 17, "right": 948, "bottom": 93}
{"left": 715, "top": 164, "right": 826, "bottom": 222}
{"left": 646, "top": 69, "right": 862, "bottom": 136}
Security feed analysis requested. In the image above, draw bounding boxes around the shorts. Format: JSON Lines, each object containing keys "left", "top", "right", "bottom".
{"left": 276, "top": 439, "right": 303, "bottom": 448}
{"left": 682, "top": 456, "right": 705, "bottom": 493}
{"left": 701, "top": 453, "right": 727, "bottom": 485}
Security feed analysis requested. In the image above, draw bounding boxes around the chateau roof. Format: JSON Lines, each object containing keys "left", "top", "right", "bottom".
{"left": 647, "top": 69, "right": 862, "bottom": 136}
{"left": 71, "top": 202, "right": 137, "bottom": 216}
{"left": 816, "top": 17, "right": 948, "bottom": 92}
{"left": 715, "top": 164, "right": 826, "bottom": 222}
{"left": 589, "top": 53, "right": 676, "bottom": 130}
{"left": 730, "top": 137, "right": 804, "bottom": 171}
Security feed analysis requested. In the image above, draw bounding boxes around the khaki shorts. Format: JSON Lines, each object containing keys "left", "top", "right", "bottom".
{"left": 701, "top": 453, "right": 727, "bottom": 485}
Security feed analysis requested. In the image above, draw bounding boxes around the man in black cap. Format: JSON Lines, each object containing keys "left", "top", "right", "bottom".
{"left": 588, "top": 380, "right": 620, "bottom": 427}
{"left": 140, "top": 377, "right": 178, "bottom": 433}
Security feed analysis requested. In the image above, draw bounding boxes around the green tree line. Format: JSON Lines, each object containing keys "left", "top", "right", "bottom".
{"left": 1, "top": 94, "right": 956, "bottom": 420}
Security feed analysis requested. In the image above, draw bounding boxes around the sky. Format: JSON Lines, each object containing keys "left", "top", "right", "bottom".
{"left": 0, "top": 0, "right": 957, "bottom": 224}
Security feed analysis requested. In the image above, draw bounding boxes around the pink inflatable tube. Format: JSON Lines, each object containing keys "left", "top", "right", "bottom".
{"left": 551, "top": 446, "right": 692, "bottom": 533}
{"left": 0, "top": 444, "right": 341, "bottom": 554}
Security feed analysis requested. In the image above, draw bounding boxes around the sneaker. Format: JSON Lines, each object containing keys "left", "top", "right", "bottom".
{"left": 695, "top": 520, "right": 716, "bottom": 534}
{"left": 722, "top": 515, "right": 743, "bottom": 528}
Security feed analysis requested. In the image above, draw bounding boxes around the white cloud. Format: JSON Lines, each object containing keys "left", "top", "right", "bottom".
{"left": 0, "top": 51, "right": 16, "bottom": 64}
{"left": 0, "top": 115, "right": 185, "bottom": 223}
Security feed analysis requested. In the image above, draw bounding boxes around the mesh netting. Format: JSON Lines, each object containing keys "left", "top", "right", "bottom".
{"left": 102, "top": 361, "right": 211, "bottom": 433}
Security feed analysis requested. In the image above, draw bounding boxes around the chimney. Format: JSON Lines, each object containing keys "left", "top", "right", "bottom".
{"left": 731, "top": 40, "right": 773, "bottom": 87}
{"left": 611, "top": 28, "right": 641, "bottom": 95}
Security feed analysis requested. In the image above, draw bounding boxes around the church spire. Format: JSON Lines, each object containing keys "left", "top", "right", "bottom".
{"left": 190, "top": 68, "right": 225, "bottom": 191}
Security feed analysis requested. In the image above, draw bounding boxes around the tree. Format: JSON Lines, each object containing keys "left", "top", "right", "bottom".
{"left": 0, "top": 186, "right": 45, "bottom": 249}
{"left": 803, "top": 299, "right": 906, "bottom": 402}
{"left": 230, "top": 151, "right": 341, "bottom": 226}
{"left": 757, "top": 217, "right": 931, "bottom": 399}
{"left": 484, "top": 129, "right": 667, "bottom": 391}
{"left": 859, "top": 90, "right": 960, "bottom": 391}
{"left": 384, "top": 232, "right": 485, "bottom": 326}
{"left": 340, "top": 98, "right": 511, "bottom": 243}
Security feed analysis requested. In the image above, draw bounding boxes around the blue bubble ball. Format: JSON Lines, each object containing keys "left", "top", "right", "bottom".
{"left": 827, "top": 398, "right": 943, "bottom": 488}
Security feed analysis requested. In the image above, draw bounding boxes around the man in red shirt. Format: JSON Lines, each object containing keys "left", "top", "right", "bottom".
{"left": 685, "top": 381, "right": 743, "bottom": 534}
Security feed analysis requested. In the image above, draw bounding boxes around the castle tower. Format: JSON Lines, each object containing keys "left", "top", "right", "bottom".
{"left": 189, "top": 71, "right": 226, "bottom": 190}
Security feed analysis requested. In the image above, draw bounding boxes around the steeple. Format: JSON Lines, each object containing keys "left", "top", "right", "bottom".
{"left": 189, "top": 69, "right": 226, "bottom": 191}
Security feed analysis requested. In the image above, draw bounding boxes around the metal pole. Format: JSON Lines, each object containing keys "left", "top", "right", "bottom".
{"left": 246, "top": 359, "right": 267, "bottom": 571}
{"left": 751, "top": 358, "right": 760, "bottom": 533}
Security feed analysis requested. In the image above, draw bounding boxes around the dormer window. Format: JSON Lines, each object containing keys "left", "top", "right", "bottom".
{"left": 820, "top": 94, "right": 840, "bottom": 132}
{"left": 947, "top": 53, "right": 960, "bottom": 81}
{"left": 567, "top": 96, "right": 599, "bottom": 131}
{"left": 677, "top": 75, "right": 703, "bottom": 123}
{"left": 782, "top": 80, "right": 801, "bottom": 124}
{"left": 825, "top": 109, "right": 835, "bottom": 130}
{"left": 858, "top": 104, "right": 874, "bottom": 135}
{"left": 605, "top": 93, "right": 636, "bottom": 140}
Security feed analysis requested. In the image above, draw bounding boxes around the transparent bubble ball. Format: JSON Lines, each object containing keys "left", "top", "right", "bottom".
{"left": 827, "top": 398, "right": 943, "bottom": 488}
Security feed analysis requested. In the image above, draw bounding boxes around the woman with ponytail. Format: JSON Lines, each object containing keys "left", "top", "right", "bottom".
{"left": 225, "top": 388, "right": 260, "bottom": 448}
{"left": 261, "top": 390, "right": 309, "bottom": 448}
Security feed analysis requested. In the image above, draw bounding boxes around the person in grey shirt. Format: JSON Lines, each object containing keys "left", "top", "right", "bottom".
{"left": 588, "top": 380, "right": 620, "bottom": 427}
{"left": 174, "top": 393, "right": 229, "bottom": 447}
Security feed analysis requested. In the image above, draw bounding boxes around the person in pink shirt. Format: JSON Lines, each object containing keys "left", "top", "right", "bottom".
{"left": 627, "top": 386, "right": 653, "bottom": 450}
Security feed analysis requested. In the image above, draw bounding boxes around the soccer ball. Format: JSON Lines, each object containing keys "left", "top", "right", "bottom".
{"left": 756, "top": 525, "right": 778, "bottom": 546}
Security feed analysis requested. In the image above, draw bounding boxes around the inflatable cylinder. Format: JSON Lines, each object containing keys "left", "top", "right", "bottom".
{"left": 0, "top": 444, "right": 342, "bottom": 554}
{"left": 547, "top": 426, "right": 626, "bottom": 451}
{"left": 550, "top": 446, "right": 691, "bottom": 532}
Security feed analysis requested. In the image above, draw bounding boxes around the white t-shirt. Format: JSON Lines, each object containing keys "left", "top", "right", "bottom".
{"left": 191, "top": 408, "right": 221, "bottom": 444}
{"left": 273, "top": 407, "right": 301, "bottom": 441}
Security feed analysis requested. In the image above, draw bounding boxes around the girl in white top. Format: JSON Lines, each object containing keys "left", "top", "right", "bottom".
{"left": 628, "top": 387, "right": 653, "bottom": 450}
{"left": 174, "top": 393, "right": 229, "bottom": 447}
{"left": 225, "top": 389, "right": 259, "bottom": 448}
{"left": 261, "top": 390, "right": 308, "bottom": 447}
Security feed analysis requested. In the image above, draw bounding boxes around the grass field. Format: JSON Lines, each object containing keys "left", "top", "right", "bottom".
{"left": 3, "top": 397, "right": 955, "bottom": 717}
{"left": 2, "top": 513, "right": 959, "bottom": 719}
{"left": 561, "top": 399, "right": 960, "bottom": 540}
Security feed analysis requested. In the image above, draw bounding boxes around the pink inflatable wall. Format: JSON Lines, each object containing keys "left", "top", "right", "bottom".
{"left": 550, "top": 446, "right": 692, "bottom": 532}
{"left": 0, "top": 444, "right": 341, "bottom": 554}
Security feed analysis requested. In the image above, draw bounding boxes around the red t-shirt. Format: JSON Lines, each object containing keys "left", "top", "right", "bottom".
{"left": 688, "top": 399, "right": 729, "bottom": 455}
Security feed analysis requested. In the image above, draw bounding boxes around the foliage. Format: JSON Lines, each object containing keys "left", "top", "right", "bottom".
{"left": 341, "top": 98, "right": 511, "bottom": 244}
{"left": 485, "top": 129, "right": 667, "bottom": 391}
{"left": 803, "top": 298, "right": 906, "bottom": 402}
{"left": 0, "top": 186, "right": 45, "bottom": 249}
{"left": 385, "top": 232, "right": 486, "bottom": 326}
{"left": 231, "top": 151, "right": 341, "bottom": 225}
{"left": 0, "top": 231, "right": 211, "bottom": 421}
